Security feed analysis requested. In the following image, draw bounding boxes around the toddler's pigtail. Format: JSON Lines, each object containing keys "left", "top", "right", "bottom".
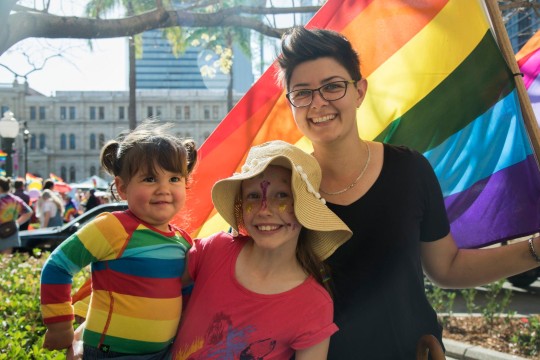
{"left": 101, "top": 140, "right": 121, "bottom": 177}
{"left": 183, "top": 139, "right": 198, "bottom": 175}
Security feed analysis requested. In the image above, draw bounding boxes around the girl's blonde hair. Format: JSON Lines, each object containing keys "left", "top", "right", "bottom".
{"left": 41, "top": 189, "right": 65, "bottom": 214}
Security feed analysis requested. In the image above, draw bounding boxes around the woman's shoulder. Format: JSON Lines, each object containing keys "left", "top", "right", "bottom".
{"left": 383, "top": 143, "right": 432, "bottom": 169}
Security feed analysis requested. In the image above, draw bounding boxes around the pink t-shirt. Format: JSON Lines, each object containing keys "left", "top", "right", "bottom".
{"left": 171, "top": 232, "right": 338, "bottom": 360}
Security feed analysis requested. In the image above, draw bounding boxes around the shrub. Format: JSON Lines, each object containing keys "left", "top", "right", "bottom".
{"left": 0, "top": 250, "right": 88, "bottom": 359}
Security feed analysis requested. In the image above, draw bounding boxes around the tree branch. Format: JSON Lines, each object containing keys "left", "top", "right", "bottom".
{"left": 0, "top": 4, "right": 320, "bottom": 55}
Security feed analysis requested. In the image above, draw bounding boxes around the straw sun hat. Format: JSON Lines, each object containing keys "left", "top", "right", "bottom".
{"left": 211, "top": 140, "right": 352, "bottom": 260}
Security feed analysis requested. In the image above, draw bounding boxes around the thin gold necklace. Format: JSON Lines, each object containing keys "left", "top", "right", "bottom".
{"left": 320, "top": 141, "right": 371, "bottom": 196}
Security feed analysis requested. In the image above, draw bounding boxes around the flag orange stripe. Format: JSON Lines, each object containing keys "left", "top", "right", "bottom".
{"left": 197, "top": 70, "right": 282, "bottom": 157}
{"left": 177, "top": 89, "right": 283, "bottom": 233}
{"left": 341, "top": 0, "right": 449, "bottom": 77}
{"left": 307, "top": 0, "right": 372, "bottom": 30}
{"left": 516, "top": 30, "right": 540, "bottom": 62}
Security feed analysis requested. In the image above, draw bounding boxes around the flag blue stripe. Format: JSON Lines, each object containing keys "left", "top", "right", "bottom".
{"left": 424, "top": 90, "right": 534, "bottom": 197}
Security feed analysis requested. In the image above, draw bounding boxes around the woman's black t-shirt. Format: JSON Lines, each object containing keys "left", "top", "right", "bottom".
{"left": 325, "top": 144, "right": 450, "bottom": 360}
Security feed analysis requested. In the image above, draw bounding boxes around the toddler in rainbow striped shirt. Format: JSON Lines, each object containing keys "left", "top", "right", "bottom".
{"left": 40, "top": 121, "right": 197, "bottom": 359}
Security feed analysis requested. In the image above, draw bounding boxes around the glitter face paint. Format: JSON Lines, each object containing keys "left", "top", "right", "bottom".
{"left": 260, "top": 180, "right": 270, "bottom": 210}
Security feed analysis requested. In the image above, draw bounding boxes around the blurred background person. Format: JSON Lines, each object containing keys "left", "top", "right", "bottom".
{"left": 0, "top": 177, "right": 33, "bottom": 254}
{"left": 13, "top": 179, "right": 31, "bottom": 230}
{"left": 83, "top": 189, "right": 101, "bottom": 212}
{"left": 37, "top": 189, "right": 64, "bottom": 228}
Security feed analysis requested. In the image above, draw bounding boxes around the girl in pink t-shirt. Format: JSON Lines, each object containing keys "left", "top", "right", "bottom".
{"left": 172, "top": 140, "right": 352, "bottom": 360}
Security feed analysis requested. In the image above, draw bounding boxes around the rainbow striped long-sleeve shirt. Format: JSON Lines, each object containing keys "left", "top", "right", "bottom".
{"left": 40, "top": 210, "right": 192, "bottom": 355}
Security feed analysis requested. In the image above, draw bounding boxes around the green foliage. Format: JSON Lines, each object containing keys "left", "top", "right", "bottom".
{"left": 460, "top": 288, "right": 478, "bottom": 314}
{"left": 0, "top": 252, "right": 88, "bottom": 359}
{"left": 425, "top": 278, "right": 540, "bottom": 357}
{"left": 480, "top": 279, "right": 513, "bottom": 326}
{"left": 511, "top": 315, "right": 540, "bottom": 356}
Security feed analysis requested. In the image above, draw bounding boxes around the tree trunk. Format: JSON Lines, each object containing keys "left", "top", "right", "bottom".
{"left": 127, "top": 1, "right": 137, "bottom": 130}
{"left": 226, "top": 33, "right": 233, "bottom": 112}
{"left": 128, "top": 34, "right": 137, "bottom": 130}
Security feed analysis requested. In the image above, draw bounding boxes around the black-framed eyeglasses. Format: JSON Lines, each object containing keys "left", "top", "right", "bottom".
{"left": 286, "top": 80, "right": 358, "bottom": 108}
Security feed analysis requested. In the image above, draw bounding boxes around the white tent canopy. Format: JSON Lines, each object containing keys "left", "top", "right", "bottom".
{"left": 70, "top": 175, "right": 110, "bottom": 190}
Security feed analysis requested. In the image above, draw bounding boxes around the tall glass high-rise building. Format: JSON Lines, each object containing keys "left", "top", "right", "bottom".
{"left": 136, "top": 30, "right": 253, "bottom": 92}
{"left": 504, "top": 6, "right": 539, "bottom": 53}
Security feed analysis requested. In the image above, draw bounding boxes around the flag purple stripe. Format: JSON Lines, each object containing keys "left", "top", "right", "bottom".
{"left": 445, "top": 154, "right": 540, "bottom": 249}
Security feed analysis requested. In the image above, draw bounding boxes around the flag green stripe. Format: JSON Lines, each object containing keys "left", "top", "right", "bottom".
{"left": 375, "top": 31, "right": 514, "bottom": 153}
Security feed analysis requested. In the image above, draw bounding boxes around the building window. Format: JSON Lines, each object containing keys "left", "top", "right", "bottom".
{"left": 30, "top": 134, "right": 36, "bottom": 150}
{"left": 1, "top": 106, "right": 9, "bottom": 115}
{"left": 90, "top": 106, "right": 96, "bottom": 120}
{"left": 156, "top": 106, "right": 162, "bottom": 118}
{"left": 60, "top": 134, "right": 67, "bottom": 150}
{"left": 90, "top": 166, "right": 97, "bottom": 176}
{"left": 69, "top": 134, "right": 76, "bottom": 149}
{"left": 175, "top": 106, "right": 182, "bottom": 120}
{"left": 69, "top": 106, "right": 76, "bottom": 120}
{"left": 98, "top": 106, "right": 105, "bottom": 120}
{"left": 119, "top": 106, "right": 125, "bottom": 120}
{"left": 90, "top": 134, "right": 96, "bottom": 150}
{"left": 60, "top": 106, "right": 67, "bottom": 120}
{"left": 61, "top": 166, "right": 67, "bottom": 181}
{"left": 185, "top": 132, "right": 191, "bottom": 138}
{"left": 184, "top": 106, "right": 191, "bottom": 120}
{"left": 30, "top": 106, "right": 37, "bottom": 120}
{"left": 212, "top": 105, "right": 219, "bottom": 119}
{"left": 147, "top": 106, "right": 154, "bottom": 118}
{"left": 39, "top": 106, "right": 46, "bottom": 120}
{"left": 203, "top": 131, "right": 211, "bottom": 140}
{"left": 69, "top": 166, "right": 76, "bottom": 182}
{"left": 39, "top": 134, "right": 46, "bottom": 150}
{"left": 99, "top": 134, "right": 105, "bottom": 148}
{"left": 204, "top": 106, "right": 211, "bottom": 120}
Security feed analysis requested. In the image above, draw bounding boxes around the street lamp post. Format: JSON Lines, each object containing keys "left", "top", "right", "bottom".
{"left": 23, "top": 121, "right": 30, "bottom": 177}
{"left": 0, "top": 111, "right": 20, "bottom": 178}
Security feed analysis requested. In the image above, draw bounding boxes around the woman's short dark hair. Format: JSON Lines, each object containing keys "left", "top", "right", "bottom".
{"left": 276, "top": 27, "right": 362, "bottom": 90}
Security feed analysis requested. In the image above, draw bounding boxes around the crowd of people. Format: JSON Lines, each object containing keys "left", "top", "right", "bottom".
{"left": 0, "top": 175, "right": 110, "bottom": 253}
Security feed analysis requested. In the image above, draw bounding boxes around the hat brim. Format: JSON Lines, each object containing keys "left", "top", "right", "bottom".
{"left": 212, "top": 155, "right": 351, "bottom": 260}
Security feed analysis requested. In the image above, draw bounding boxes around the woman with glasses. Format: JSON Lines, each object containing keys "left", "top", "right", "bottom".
{"left": 277, "top": 26, "right": 540, "bottom": 359}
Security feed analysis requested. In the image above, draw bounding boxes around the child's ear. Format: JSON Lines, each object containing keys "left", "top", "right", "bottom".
{"left": 115, "top": 176, "right": 128, "bottom": 200}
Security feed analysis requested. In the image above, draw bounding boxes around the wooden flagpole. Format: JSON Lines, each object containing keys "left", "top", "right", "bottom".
{"left": 485, "top": 0, "right": 540, "bottom": 163}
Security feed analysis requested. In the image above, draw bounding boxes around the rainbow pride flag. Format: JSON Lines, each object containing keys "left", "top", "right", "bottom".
{"left": 172, "top": 0, "right": 540, "bottom": 249}
{"left": 517, "top": 29, "right": 540, "bottom": 127}
{"left": 49, "top": 172, "right": 64, "bottom": 183}
{"left": 26, "top": 173, "right": 43, "bottom": 190}
{"left": 63, "top": 200, "right": 79, "bottom": 222}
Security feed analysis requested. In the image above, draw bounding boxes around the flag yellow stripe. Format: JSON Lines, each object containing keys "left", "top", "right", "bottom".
{"left": 358, "top": 0, "right": 490, "bottom": 140}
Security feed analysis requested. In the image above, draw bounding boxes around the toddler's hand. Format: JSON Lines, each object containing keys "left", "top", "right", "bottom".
{"left": 43, "top": 322, "right": 74, "bottom": 350}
